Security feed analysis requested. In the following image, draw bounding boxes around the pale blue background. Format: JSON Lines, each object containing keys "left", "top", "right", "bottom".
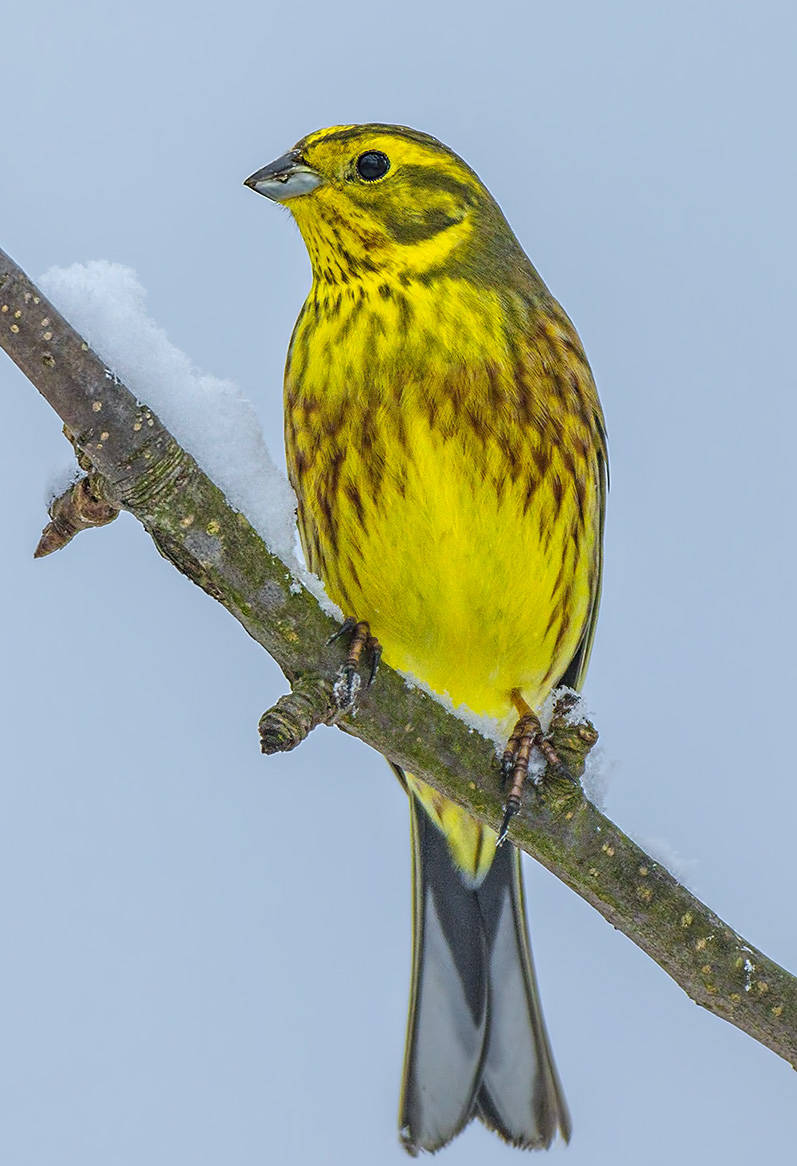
{"left": 2, "top": 1, "right": 796, "bottom": 1163}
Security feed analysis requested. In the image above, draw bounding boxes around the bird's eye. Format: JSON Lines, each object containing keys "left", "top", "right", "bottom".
{"left": 356, "top": 151, "right": 390, "bottom": 181}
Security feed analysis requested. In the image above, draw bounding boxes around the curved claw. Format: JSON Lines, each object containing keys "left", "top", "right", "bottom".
{"left": 327, "top": 616, "right": 357, "bottom": 646}
{"left": 496, "top": 796, "right": 521, "bottom": 848}
{"left": 366, "top": 638, "right": 382, "bottom": 687}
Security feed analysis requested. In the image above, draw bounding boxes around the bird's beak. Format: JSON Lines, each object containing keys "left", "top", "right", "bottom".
{"left": 244, "top": 149, "right": 322, "bottom": 202}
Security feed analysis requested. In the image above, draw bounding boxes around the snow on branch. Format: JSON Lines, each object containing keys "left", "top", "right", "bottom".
{"left": 2, "top": 245, "right": 796, "bottom": 1069}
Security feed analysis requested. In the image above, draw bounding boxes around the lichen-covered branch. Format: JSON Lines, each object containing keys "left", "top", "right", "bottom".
{"left": 2, "top": 245, "right": 795, "bottom": 1068}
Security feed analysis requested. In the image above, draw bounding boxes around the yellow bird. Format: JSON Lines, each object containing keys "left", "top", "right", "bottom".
{"left": 245, "top": 124, "right": 606, "bottom": 1154}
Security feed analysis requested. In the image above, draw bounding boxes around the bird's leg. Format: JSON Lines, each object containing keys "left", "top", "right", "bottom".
{"left": 497, "top": 690, "right": 573, "bottom": 846}
{"left": 328, "top": 617, "right": 382, "bottom": 710}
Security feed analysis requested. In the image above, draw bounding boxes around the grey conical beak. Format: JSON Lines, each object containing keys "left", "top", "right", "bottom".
{"left": 244, "top": 149, "right": 322, "bottom": 202}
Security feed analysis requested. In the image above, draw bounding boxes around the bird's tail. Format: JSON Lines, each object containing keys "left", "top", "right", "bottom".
{"left": 398, "top": 779, "right": 571, "bottom": 1155}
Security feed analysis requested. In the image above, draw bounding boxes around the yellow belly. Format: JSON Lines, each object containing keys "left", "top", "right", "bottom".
{"left": 314, "top": 415, "right": 593, "bottom": 725}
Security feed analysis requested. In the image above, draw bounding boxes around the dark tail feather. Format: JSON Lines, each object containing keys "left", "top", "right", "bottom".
{"left": 399, "top": 791, "right": 489, "bottom": 1154}
{"left": 474, "top": 843, "right": 572, "bottom": 1148}
{"left": 399, "top": 790, "right": 570, "bottom": 1155}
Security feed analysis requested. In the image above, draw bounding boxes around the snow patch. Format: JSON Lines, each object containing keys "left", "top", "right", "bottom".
{"left": 580, "top": 745, "right": 612, "bottom": 810}
{"left": 397, "top": 671, "right": 508, "bottom": 752}
{"left": 39, "top": 260, "right": 340, "bottom": 616}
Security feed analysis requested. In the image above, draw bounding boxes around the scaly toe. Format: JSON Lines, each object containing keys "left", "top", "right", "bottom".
{"left": 329, "top": 618, "right": 377, "bottom": 711}
{"left": 537, "top": 735, "right": 576, "bottom": 786}
{"left": 501, "top": 749, "right": 516, "bottom": 782}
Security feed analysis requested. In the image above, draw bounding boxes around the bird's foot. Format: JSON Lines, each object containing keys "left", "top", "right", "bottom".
{"left": 497, "top": 693, "right": 575, "bottom": 846}
{"left": 328, "top": 617, "right": 382, "bottom": 711}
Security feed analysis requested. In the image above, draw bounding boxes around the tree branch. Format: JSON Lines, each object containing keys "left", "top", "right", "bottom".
{"left": 2, "top": 245, "right": 795, "bottom": 1067}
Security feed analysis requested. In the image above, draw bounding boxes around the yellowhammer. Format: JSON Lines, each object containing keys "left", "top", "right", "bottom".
{"left": 245, "top": 124, "right": 607, "bottom": 1155}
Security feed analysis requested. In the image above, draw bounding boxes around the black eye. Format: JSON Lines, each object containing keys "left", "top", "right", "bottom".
{"left": 356, "top": 151, "right": 390, "bottom": 181}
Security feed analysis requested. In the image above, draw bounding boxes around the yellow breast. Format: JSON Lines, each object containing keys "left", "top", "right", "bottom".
{"left": 285, "top": 271, "right": 603, "bottom": 730}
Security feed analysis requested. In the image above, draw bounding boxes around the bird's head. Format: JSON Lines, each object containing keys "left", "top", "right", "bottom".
{"left": 245, "top": 123, "right": 525, "bottom": 285}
